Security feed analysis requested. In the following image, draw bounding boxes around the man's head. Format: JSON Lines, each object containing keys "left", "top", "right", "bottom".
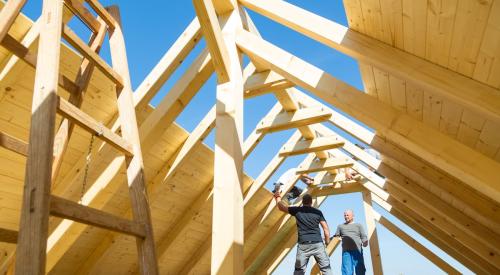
{"left": 344, "top": 209, "right": 354, "bottom": 223}
{"left": 302, "top": 194, "right": 313, "bottom": 206}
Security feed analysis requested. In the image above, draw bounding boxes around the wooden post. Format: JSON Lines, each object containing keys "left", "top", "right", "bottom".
{"left": 14, "top": 0, "right": 64, "bottom": 274}
{"left": 106, "top": 5, "right": 159, "bottom": 274}
{"left": 211, "top": 5, "right": 246, "bottom": 274}
{"left": 362, "top": 190, "right": 383, "bottom": 275}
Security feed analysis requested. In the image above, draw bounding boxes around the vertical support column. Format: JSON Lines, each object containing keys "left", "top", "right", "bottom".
{"left": 362, "top": 191, "right": 383, "bottom": 275}
{"left": 212, "top": 5, "right": 245, "bottom": 275}
{"left": 106, "top": 6, "right": 159, "bottom": 275}
{"left": 15, "top": 0, "right": 64, "bottom": 274}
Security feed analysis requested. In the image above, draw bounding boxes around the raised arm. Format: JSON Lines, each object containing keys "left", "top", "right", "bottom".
{"left": 273, "top": 191, "right": 289, "bottom": 213}
{"left": 320, "top": 220, "right": 330, "bottom": 245}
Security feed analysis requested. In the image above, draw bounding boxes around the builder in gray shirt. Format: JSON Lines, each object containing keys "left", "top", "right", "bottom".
{"left": 334, "top": 209, "right": 368, "bottom": 275}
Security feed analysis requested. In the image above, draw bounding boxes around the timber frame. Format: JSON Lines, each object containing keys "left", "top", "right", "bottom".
{"left": 0, "top": 0, "right": 499, "bottom": 274}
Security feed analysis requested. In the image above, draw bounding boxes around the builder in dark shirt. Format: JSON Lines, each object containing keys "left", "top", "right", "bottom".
{"left": 274, "top": 191, "right": 333, "bottom": 275}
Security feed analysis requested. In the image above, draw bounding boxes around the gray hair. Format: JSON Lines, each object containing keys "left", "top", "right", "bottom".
{"left": 344, "top": 209, "right": 354, "bottom": 215}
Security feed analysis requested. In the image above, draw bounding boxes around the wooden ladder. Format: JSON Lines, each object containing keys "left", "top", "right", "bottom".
{"left": 0, "top": 0, "right": 159, "bottom": 274}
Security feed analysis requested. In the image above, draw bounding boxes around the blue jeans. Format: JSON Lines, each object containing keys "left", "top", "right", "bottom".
{"left": 341, "top": 250, "right": 366, "bottom": 275}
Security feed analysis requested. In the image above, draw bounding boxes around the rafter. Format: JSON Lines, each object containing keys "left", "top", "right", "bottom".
{"left": 235, "top": 29, "right": 500, "bottom": 203}
{"left": 279, "top": 135, "right": 344, "bottom": 157}
{"left": 239, "top": 0, "right": 500, "bottom": 124}
{"left": 257, "top": 106, "right": 331, "bottom": 133}
{"left": 244, "top": 70, "right": 294, "bottom": 98}
{"left": 296, "top": 156, "right": 353, "bottom": 174}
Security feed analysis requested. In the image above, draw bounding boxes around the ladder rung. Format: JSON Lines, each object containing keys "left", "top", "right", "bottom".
{"left": 56, "top": 96, "right": 134, "bottom": 157}
{"left": 64, "top": 0, "right": 102, "bottom": 33}
{"left": 0, "top": 227, "right": 18, "bottom": 244}
{"left": 0, "top": 131, "right": 28, "bottom": 156}
{"left": 50, "top": 195, "right": 146, "bottom": 238}
{"left": 1, "top": 34, "right": 80, "bottom": 95}
{"left": 85, "top": 0, "right": 117, "bottom": 30}
{"left": 62, "top": 25, "right": 124, "bottom": 89}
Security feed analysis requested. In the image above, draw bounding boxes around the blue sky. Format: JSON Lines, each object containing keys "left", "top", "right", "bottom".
{"left": 21, "top": 1, "right": 472, "bottom": 274}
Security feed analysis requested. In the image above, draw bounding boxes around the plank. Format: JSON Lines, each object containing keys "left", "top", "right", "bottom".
{"left": 312, "top": 182, "right": 363, "bottom": 196}
{"left": 107, "top": 5, "right": 159, "bottom": 274}
{"left": 133, "top": 18, "right": 202, "bottom": 111}
{"left": 240, "top": 0, "right": 500, "bottom": 124}
{"left": 362, "top": 191, "right": 383, "bottom": 275}
{"left": 373, "top": 211, "right": 461, "bottom": 275}
{"left": 0, "top": 131, "right": 27, "bottom": 156}
{"left": 405, "top": 82, "right": 424, "bottom": 120}
{"left": 84, "top": 0, "right": 117, "bottom": 29}
{"left": 379, "top": 0, "right": 404, "bottom": 48}
{"left": 56, "top": 96, "right": 134, "bottom": 156}
{"left": 193, "top": 0, "right": 231, "bottom": 83}
{"left": 244, "top": 70, "right": 294, "bottom": 98}
{"left": 62, "top": 25, "right": 124, "bottom": 88}
{"left": 279, "top": 135, "right": 344, "bottom": 157}
{"left": 296, "top": 156, "right": 353, "bottom": 174}
{"left": 211, "top": 6, "right": 245, "bottom": 274}
{"left": 256, "top": 107, "right": 332, "bottom": 133}
{"left": 0, "top": 228, "right": 18, "bottom": 244}
{"left": 63, "top": 0, "right": 101, "bottom": 33}
{"left": 425, "top": 0, "right": 458, "bottom": 67}
{"left": 49, "top": 195, "right": 146, "bottom": 238}
{"left": 456, "top": 109, "right": 485, "bottom": 148}
{"left": 0, "top": 0, "right": 27, "bottom": 42}
{"left": 235, "top": 29, "right": 500, "bottom": 203}
{"left": 402, "top": 0, "right": 427, "bottom": 57}
{"left": 14, "top": 0, "right": 64, "bottom": 273}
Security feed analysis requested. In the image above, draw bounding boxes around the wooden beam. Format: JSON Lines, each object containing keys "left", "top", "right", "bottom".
{"left": 371, "top": 194, "right": 495, "bottom": 274}
{"left": 14, "top": 0, "right": 64, "bottom": 273}
{"left": 107, "top": 5, "right": 159, "bottom": 274}
{"left": 243, "top": 103, "right": 282, "bottom": 158}
{"left": 193, "top": 0, "right": 231, "bottom": 83}
{"left": 0, "top": 0, "right": 27, "bottom": 42}
{"left": 239, "top": 0, "right": 500, "bottom": 124}
{"left": 133, "top": 17, "right": 202, "bottom": 110}
{"left": 373, "top": 211, "right": 461, "bottom": 275}
{"left": 312, "top": 182, "right": 363, "bottom": 196}
{"left": 362, "top": 191, "right": 383, "bottom": 275}
{"left": 0, "top": 228, "right": 18, "bottom": 244}
{"left": 0, "top": 33, "right": 80, "bottom": 95}
{"left": 213, "top": 0, "right": 236, "bottom": 15}
{"left": 253, "top": 227, "right": 297, "bottom": 275}
{"left": 296, "top": 156, "right": 353, "bottom": 174}
{"left": 63, "top": 0, "right": 101, "bottom": 33}
{"left": 279, "top": 135, "right": 344, "bottom": 157}
{"left": 56, "top": 96, "right": 134, "bottom": 156}
{"left": 62, "top": 25, "right": 124, "bottom": 88}
{"left": 257, "top": 107, "right": 331, "bottom": 133}
{"left": 49, "top": 196, "right": 146, "bottom": 238}
{"left": 244, "top": 70, "right": 294, "bottom": 98}
{"left": 0, "top": 131, "right": 28, "bottom": 156}
{"left": 211, "top": 5, "right": 245, "bottom": 274}
{"left": 84, "top": 0, "right": 117, "bottom": 29}
{"left": 235, "top": 29, "right": 500, "bottom": 203}
{"left": 372, "top": 136, "right": 500, "bottom": 228}
{"left": 378, "top": 163, "right": 500, "bottom": 256}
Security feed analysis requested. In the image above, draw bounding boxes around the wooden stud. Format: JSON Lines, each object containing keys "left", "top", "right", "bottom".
{"left": 312, "top": 182, "right": 364, "bottom": 196}
{"left": 107, "top": 5, "right": 159, "bottom": 274}
{"left": 244, "top": 70, "right": 294, "bottom": 98}
{"left": 296, "top": 157, "right": 353, "bottom": 174}
{"left": 62, "top": 25, "right": 124, "bottom": 88}
{"left": 133, "top": 18, "right": 202, "bottom": 111}
{"left": 49, "top": 196, "right": 146, "bottom": 238}
{"left": 0, "top": 131, "right": 28, "bottom": 156}
{"left": 14, "top": 0, "right": 64, "bottom": 274}
{"left": 373, "top": 211, "right": 461, "bottom": 275}
{"left": 0, "top": 0, "right": 27, "bottom": 42}
{"left": 239, "top": 0, "right": 500, "bottom": 125}
{"left": 362, "top": 191, "right": 383, "bottom": 275}
{"left": 56, "top": 96, "right": 134, "bottom": 156}
{"left": 213, "top": 0, "right": 236, "bottom": 15}
{"left": 235, "top": 29, "right": 500, "bottom": 203}
{"left": 0, "top": 228, "right": 18, "bottom": 244}
{"left": 193, "top": 0, "right": 231, "bottom": 83}
{"left": 85, "top": 0, "right": 117, "bottom": 29}
{"left": 256, "top": 107, "right": 332, "bottom": 133}
{"left": 279, "top": 135, "right": 344, "bottom": 157}
{"left": 63, "top": 0, "right": 101, "bottom": 33}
